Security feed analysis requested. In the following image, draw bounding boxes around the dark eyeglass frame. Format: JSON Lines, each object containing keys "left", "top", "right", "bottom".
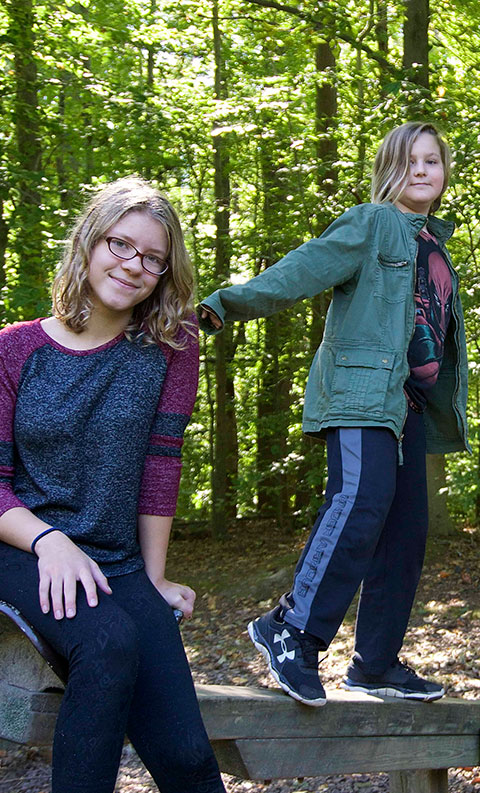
{"left": 103, "top": 236, "right": 169, "bottom": 276}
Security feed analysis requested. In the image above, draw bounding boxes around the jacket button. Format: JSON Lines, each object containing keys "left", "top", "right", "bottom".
{"left": 382, "top": 358, "right": 389, "bottom": 363}
{"left": 341, "top": 356, "right": 347, "bottom": 360}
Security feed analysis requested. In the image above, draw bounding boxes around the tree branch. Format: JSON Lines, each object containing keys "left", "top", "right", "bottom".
{"left": 243, "top": 0, "right": 403, "bottom": 78}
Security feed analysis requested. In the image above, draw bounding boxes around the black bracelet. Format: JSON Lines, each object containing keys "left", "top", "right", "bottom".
{"left": 31, "top": 527, "right": 61, "bottom": 555}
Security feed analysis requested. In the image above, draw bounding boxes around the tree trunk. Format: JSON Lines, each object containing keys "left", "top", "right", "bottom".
{"left": 426, "top": 454, "right": 454, "bottom": 537}
{"left": 9, "top": 0, "right": 46, "bottom": 319}
{"left": 403, "top": 0, "right": 430, "bottom": 89}
{"left": 295, "top": 40, "right": 337, "bottom": 519}
{"left": 376, "top": 0, "right": 389, "bottom": 54}
{"left": 255, "top": 146, "right": 293, "bottom": 528}
{"left": 256, "top": 312, "right": 292, "bottom": 528}
{"left": 211, "top": 0, "right": 238, "bottom": 537}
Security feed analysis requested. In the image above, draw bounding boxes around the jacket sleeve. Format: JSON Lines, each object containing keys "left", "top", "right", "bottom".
{"left": 137, "top": 318, "right": 199, "bottom": 516}
{"left": 198, "top": 203, "right": 377, "bottom": 333}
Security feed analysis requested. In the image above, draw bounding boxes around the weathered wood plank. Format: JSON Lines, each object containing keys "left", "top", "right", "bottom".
{"left": 214, "top": 736, "right": 479, "bottom": 779}
{"left": 2, "top": 681, "right": 480, "bottom": 752}
{"left": 196, "top": 685, "right": 480, "bottom": 740}
{"left": 390, "top": 769, "right": 449, "bottom": 793}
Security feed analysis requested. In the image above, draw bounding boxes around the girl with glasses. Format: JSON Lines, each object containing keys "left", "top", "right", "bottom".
{"left": 0, "top": 177, "right": 226, "bottom": 793}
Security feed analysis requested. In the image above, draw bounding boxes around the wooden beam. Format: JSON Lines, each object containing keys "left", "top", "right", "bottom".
{"left": 210, "top": 736, "right": 478, "bottom": 779}
{"left": 390, "top": 769, "right": 449, "bottom": 793}
{"left": 196, "top": 685, "right": 480, "bottom": 739}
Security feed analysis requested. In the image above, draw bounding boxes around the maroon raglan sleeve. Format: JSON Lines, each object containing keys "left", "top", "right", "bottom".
{"left": 137, "top": 319, "right": 200, "bottom": 516}
{"left": 0, "top": 324, "right": 41, "bottom": 516}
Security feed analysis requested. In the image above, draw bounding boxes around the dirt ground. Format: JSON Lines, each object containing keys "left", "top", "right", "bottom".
{"left": 2, "top": 521, "right": 480, "bottom": 793}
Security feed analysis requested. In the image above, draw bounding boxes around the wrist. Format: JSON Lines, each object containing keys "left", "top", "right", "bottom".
{"left": 146, "top": 569, "right": 167, "bottom": 588}
{"left": 31, "top": 527, "right": 63, "bottom": 556}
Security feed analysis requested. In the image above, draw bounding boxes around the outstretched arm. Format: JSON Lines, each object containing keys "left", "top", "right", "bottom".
{"left": 198, "top": 203, "right": 377, "bottom": 333}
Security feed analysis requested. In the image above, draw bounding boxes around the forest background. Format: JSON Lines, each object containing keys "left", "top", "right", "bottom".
{"left": 1, "top": 0, "right": 479, "bottom": 539}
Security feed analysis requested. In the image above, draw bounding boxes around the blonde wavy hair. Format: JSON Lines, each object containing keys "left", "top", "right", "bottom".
{"left": 371, "top": 122, "right": 451, "bottom": 213}
{"left": 52, "top": 177, "right": 195, "bottom": 349}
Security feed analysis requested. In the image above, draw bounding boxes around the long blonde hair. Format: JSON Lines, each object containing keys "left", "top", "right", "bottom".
{"left": 371, "top": 122, "right": 451, "bottom": 213}
{"left": 52, "top": 177, "right": 195, "bottom": 348}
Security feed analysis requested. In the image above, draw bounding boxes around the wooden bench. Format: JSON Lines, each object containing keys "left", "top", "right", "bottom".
{"left": 1, "top": 602, "right": 478, "bottom": 792}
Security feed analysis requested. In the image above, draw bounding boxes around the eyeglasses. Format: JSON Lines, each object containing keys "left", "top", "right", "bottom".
{"left": 103, "top": 236, "right": 169, "bottom": 276}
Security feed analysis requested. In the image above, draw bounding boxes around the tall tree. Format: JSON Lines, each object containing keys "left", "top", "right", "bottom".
{"left": 8, "top": 0, "right": 46, "bottom": 319}
{"left": 403, "top": 0, "right": 430, "bottom": 89}
{"left": 211, "top": 0, "right": 238, "bottom": 536}
{"left": 295, "top": 38, "right": 338, "bottom": 519}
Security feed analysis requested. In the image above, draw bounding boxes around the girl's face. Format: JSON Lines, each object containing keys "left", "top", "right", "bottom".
{"left": 87, "top": 210, "right": 168, "bottom": 322}
{"left": 395, "top": 132, "right": 445, "bottom": 216}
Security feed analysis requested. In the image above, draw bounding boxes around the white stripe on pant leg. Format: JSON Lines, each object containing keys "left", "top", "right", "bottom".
{"left": 285, "top": 428, "right": 363, "bottom": 630}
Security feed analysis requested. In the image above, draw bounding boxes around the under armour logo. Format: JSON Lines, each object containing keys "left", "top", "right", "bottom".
{"left": 274, "top": 630, "right": 295, "bottom": 663}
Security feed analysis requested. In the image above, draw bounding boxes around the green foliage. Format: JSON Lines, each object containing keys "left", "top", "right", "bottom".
{"left": 1, "top": 0, "right": 480, "bottom": 528}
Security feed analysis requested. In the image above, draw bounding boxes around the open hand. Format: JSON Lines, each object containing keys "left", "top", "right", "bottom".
{"left": 35, "top": 531, "right": 112, "bottom": 620}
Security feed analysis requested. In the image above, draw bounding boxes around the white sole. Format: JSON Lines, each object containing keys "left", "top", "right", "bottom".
{"left": 247, "top": 621, "right": 327, "bottom": 707}
{"left": 340, "top": 680, "right": 444, "bottom": 702}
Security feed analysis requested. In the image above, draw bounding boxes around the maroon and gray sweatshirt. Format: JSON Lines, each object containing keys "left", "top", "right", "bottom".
{"left": 0, "top": 318, "right": 199, "bottom": 575}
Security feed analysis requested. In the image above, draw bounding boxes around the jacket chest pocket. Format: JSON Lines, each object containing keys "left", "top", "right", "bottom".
{"left": 331, "top": 349, "right": 394, "bottom": 416}
{"left": 374, "top": 253, "right": 411, "bottom": 304}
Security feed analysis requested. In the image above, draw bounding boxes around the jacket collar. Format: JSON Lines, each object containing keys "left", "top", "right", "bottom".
{"left": 384, "top": 202, "right": 455, "bottom": 245}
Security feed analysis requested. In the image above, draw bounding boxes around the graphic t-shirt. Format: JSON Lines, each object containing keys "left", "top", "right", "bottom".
{"left": 404, "top": 229, "right": 453, "bottom": 412}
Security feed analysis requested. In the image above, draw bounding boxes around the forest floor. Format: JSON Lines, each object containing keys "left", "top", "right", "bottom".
{"left": 2, "top": 519, "right": 480, "bottom": 793}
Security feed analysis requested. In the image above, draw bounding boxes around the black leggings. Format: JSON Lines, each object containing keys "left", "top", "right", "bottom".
{"left": 0, "top": 542, "right": 225, "bottom": 793}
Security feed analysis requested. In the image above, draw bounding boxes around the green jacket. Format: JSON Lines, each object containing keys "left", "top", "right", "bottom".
{"left": 199, "top": 202, "right": 469, "bottom": 455}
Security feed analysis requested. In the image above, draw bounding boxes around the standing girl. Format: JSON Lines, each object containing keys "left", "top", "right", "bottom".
{"left": 0, "top": 177, "right": 226, "bottom": 792}
{"left": 200, "top": 122, "right": 469, "bottom": 706}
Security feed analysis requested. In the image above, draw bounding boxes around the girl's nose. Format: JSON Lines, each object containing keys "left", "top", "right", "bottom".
{"left": 413, "top": 160, "right": 427, "bottom": 175}
{"left": 121, "top": 254, "right": 143, "bottom": 273}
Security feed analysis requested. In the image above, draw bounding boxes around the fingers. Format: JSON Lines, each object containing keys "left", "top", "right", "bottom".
{"left": 38, "top": 572, "right": 52, "bottom": 615}
{"left": 37, "top": 546, "right": 112, "bottom": 620}
{"left": 78, "top": 567, "right": 100, "bottom": 609}
{"left": 63, "top": 572, "right": 78, "bottom": 619}
{"left": 77, "top": 562, "right": 112, "bottom": 612}
{"left": 201, "top": 307, "right": 222, "bottom": 329}
{"left": 90, "top": 563, "right": 112, "bottom": 596}
{"left": 177, "top": 585, "right": 196, "bottom": 619}
{"left": 38, "top": 569, "right": 90, "bottom": 619}
{"left": 48, "top": 569, "right": 85, "bottom": 620}
{"left": 50, "top": 574, "right": 66, "bottom": 620}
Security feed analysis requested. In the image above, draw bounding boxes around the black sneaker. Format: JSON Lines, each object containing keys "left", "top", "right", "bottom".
{"left": 247, "top": 605, "right": 326, "bottom": 706}
{"left": 342, "top": 658, "right": 444, "bottom": 701}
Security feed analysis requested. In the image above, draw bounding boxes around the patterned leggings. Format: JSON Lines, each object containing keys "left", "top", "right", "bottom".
{"left": 0, "top": 542, "right": 225, "bottom": 793}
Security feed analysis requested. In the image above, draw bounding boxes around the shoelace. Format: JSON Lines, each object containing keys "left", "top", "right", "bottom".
{"left": 393, "top": 659, "right": 419, "bottom": 679}
{"left": 296, "top": 632, "right": 327, "bottom": 670}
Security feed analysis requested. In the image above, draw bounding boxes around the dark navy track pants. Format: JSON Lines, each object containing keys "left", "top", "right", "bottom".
{"left": 284, "top": 407, "right": 428, "bottom": 675}
{"left": 0, "top": 545, "right": 225, "bottom": 793}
